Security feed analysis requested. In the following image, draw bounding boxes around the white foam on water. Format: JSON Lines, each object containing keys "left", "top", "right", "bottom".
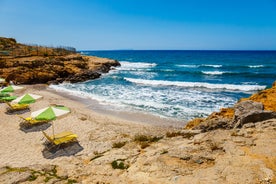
{"left": 124, "top": 78, "right": 266, "bottom": 91}
{"left": 201, "top": 64, "right": 222, "bottom": 68}
{"left": 50, "top": 80, "right": 244, "bottom": 121}
{"left": 248, "top": 65, "right": 265, "bottom": 68}
{"left": 202, "top": 71, "right": 224, "bottom": 75}
{"left": 175, "top": 64, "right": 199, "bottom": 68}
{"left": 118, "top": 61, "right": 157, "bottom": 71}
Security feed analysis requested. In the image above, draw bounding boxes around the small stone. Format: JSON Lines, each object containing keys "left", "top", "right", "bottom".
{"left": 243, "top": 123, "right": 255, "bottom": 128}
{"left": 194, "top": 159, "right": 204, "bottom": 164}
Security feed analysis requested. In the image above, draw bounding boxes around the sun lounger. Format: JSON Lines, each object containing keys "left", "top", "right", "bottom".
{"left": 42, "top": 131, "right": 78, "bottom": 146}
{"left": 6, "top": 102, "right": 29, "bottom": 111}
{"left": 18, "top": 116, "right": 49, "bottom": 125}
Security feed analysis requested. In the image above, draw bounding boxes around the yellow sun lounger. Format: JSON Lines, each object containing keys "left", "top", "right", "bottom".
{"left": 42, "top": 131, "right": 78, "bottom": 146}
{"left": 18, "top": 116, "right": 49, "bottom": 125}
{"left": 6, "top": 102, "right": 29, "bottom": 111}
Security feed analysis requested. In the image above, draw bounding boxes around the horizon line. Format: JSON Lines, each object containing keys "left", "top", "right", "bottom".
{"left": 78, "top": 49, "right": 276, "bottom": 52}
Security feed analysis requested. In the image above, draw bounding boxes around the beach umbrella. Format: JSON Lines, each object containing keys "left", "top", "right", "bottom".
{"left": 31, "top": 105, "right": 71, "bottom": 138}
{"left": 12, "top": 93, "right": 42, "bottom": 104}
{"left": 31, "top": 105, "right": 71, "bottom": 121}
{"left": 0, "top": 92, "right": 10, "bottom": 97}
{"left": 0, "top": 96, "right": 17, "bottom": 102}
{"left": 0, "top": 85, "right": 24, "bottom": 93}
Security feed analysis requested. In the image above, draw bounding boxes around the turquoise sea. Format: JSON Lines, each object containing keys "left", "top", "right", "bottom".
{"left": 50, "top": 50, "right": 276, "bottom": 122}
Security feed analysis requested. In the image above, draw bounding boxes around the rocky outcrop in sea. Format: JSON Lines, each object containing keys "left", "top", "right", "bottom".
{"left": 0, "top": 37, "right": 120, "bottom": 84}
{"left": 0, "top": 54, "right": 120, "bottom": 84}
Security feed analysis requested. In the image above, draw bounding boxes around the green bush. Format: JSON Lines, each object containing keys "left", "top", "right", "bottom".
{"left": 112, "top": 141, "right": 126, "bottom": 148}
{"left": 111, "top": 160, "right": 129, "bottom": 170}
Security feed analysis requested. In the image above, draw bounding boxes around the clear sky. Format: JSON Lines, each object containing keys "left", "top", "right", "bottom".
{"left": 1, "top": 0, "right": 276, "bottom": 50}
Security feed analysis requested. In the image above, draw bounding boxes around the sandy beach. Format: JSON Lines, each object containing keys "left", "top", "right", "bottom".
{"left": 0, "top": 84, "right": 174, "bottom": 167}
{"left": 0, "top": 84, "right": 276, "bottom": 183}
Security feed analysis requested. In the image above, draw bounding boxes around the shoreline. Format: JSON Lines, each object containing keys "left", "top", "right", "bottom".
{"left": 47, "top": 86, "right": 186, "bottom": 128}
{"left": 0, "top": 84, "right": 176, "bottom": 167}
{"left": 0, "top": 83, "right": 275, "bottom": 183}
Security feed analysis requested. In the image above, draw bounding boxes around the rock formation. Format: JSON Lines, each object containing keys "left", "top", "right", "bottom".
{"left": 0, "top": 37, "right": 120, "bottom": 84}
{"left": 185, "top": 81, "right": 276, "bottom": 132}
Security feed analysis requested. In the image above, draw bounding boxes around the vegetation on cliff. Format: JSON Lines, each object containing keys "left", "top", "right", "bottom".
{"left": 0, "top": 37, "right": 76, "bottom": 57}
{"left": 0, "top": 37, "right": 120, "bottom": 84}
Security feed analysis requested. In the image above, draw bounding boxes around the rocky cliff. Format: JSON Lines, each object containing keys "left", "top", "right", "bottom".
{"left": 0, "top": 54, "right": 120, "bottom": 84}
{"left": 0, "top": 37, "right": 120, "bottom": 84}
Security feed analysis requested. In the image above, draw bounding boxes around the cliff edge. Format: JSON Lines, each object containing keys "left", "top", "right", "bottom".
{"left": 0, "top": 37, "right": 120, "bottom": 84}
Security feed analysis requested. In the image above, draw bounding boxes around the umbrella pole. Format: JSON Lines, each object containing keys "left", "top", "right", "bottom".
{"left": 52, "top": 121, "right": 55, "bottom": 139}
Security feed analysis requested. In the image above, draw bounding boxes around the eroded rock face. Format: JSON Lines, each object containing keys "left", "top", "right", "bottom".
{"left": 233, "top": 100, "right": 276, "bottom": 128}
{"left": 0, "top": 54, "right": 120, "bottom": 84}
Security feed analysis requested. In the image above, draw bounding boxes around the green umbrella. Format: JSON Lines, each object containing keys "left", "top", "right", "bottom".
{"left": 31, "top": 105, "right": 70, "bottom": 121}
{"left": 12, "top": 93, "right": 42, "bottom": 104}
{"left": 0, "top": 85, "right": 23, "bottom": 93}
{"left": 0, "top": 92, "right": 10, "bottom": 97}
{"left": 31, "top": 105, "right": 71, "bottom": 138}
{"left": 0, "top": 96, "right": 17, "bottom": 102}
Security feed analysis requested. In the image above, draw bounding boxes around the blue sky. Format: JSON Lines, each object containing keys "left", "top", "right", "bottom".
{"left": 0, "top": 0, "right": 276, "bottom": 50}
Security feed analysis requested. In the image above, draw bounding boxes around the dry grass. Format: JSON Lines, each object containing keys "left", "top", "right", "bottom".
{"left": 134, "top": 134, "right": 163, "bottom": 142}
{"left": 112, "top": 141, "right": 126, "bottom": 148}
{"left": 166, "top": 131, "right": 183, "bottom": 138}
{"left": 133, "top": 134, "right": 163, "bottom": 149}
{"left": 0, "top": 37, "right": 76, "bottom": 58}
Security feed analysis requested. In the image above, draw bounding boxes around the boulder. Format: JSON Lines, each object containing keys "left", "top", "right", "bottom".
{"left": 240, "top": 82, "right": 276, "bottom": 111}
{"left": 238, "top": 111, "right": 276, "bottom": 126}
{"left": 233, "top": 100, "right": 276, "bottom": 128}
{"left": 234, "top": 100, "right": 263, "bottom": 119}
{"left": 196, "top": 118, "right": 233, "bottom": 132}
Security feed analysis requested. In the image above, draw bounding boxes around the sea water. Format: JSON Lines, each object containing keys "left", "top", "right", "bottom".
{"left": 50, "top": 50, "right": 276, "bottom": 122}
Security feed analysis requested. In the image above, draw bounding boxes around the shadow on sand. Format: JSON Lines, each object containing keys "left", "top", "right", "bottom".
{"left": 42, "top": 142, "right": 84, "bottom": 159}
{"left": 5, "top": 108, "right": 30, "bottom": 115}
{"left": 19, "top": 122, "right": 51, "bottom": 133}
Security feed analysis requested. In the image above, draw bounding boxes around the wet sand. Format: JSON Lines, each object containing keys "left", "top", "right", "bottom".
{"left": 48, "top": 86, "right": 186, "bottom": 128}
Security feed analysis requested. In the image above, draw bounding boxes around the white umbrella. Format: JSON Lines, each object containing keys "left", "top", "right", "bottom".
{"left": 31, "top": 105, "right": 71, "bottom": 138}
{"left": 0, "top": 85, "right": 23, "bottom": 93}
{"left": 31, "top": 106, "right": 70, "bottom": 120}
{"left": 12, "top": 93, "right": 42, "bottom": 104}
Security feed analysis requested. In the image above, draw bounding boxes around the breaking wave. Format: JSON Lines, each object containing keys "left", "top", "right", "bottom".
{"left": 124, "top": 78, "right": 266, "bottom": 91}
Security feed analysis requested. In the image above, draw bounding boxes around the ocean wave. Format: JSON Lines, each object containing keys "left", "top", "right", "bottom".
{"left": 175, "top": 64, "right": 199, "bottom": 68}
{"left": 201, "top": 64, "right": 222, "bottom": 68}
{"left": 248, "top": 65, "right": 265, "bottom": 68}
{"left": 50, "top": 83, "right": 229, "bottom": 121}
{"left": 176, "top": 64, "right": 223, "bottom": 68}
{"left": 118, "top": 61, "right": 157, "bottom": 71}
{"left": 124, "top": 78, "right": 266, "bottom": 91}
{"left": 202, "top": 71, "right": 224, "bottom": 75}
